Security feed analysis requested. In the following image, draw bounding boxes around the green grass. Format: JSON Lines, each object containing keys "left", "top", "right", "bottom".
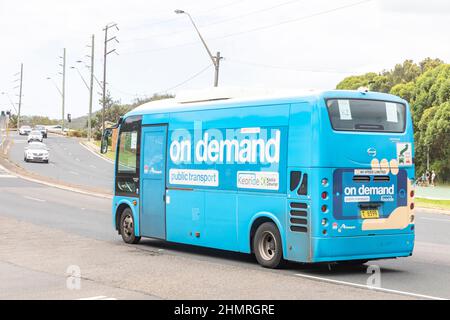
{"left": 415, "top": 197, "right": 450, "bottom": 211}
{"left": 92, "top": 140, "right": 116, "bottom": 161}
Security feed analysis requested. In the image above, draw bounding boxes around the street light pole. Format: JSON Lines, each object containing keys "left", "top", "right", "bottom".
{"left": 88, "top": 34, "right": 95, "bottom": 141}
{"left": 61, "top": 48, "right": 66, "bottom": 132}
{"left": 17, "top": 63, "right": 23, "bottom": 129}
{"left": 70, "top": 66, "right": 90, "bottom": 90}
{"left": 175, "top": 9, "right": 223, "bottom": 87}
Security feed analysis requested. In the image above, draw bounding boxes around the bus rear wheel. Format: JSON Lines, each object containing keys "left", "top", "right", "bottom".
{"left": 120, "top": 208, "right": 141, "bottom": 244}
{"left": 253, "top": 222, "right": 284, "bottom": 269}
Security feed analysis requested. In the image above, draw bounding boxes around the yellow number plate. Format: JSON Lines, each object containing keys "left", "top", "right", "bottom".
{"left": 361, "top": 209, "right": 379, "bottom": 219}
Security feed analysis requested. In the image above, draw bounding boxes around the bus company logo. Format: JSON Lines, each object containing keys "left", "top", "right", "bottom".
{"left": 338, "top": 224, "right": 356, "bottom": 233}
{"left": 237, "top": 171, "right": 279, "bottom": 191}
{"left": 344, "top": 184, "right": 395, "bottom": 196}
{"left": 367, "top": 147, "right": 377, "bottom": 157}
{"left": 169, "top": 123, "right": 281, "bottom": 165}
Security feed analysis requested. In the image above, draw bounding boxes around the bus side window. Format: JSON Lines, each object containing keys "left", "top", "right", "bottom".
{"left": 297, "top": 174, "right": 308, "bottom": 196}
{"left": 290, "top": 171, "right": 302, "bottom": 191}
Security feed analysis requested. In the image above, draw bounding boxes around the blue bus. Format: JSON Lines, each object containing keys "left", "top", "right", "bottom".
{"left": 102, "top": 89, "right": 415, "bottom": 268}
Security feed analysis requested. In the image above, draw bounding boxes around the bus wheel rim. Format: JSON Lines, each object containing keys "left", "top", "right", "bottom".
{"left": 123, "top": 215, "right": 134, "bottom": 238}
{"left": 259, "top": 231, "right": 277, "bottom": 261}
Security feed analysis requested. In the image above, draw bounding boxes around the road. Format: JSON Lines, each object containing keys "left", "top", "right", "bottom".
{"left": 0, "top": 169, "right": 449, "bottom": 299}
{"left": 8, "top": 132, "right": 113, "bottom": 192}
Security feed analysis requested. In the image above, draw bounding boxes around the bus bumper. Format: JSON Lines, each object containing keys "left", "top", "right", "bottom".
{"left": 310, "top": 233, "right": 415, "bottom": 263}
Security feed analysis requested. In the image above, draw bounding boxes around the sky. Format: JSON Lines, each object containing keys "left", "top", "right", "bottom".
{"left": 0, "top": 0, "right": 449, "bottom": 119}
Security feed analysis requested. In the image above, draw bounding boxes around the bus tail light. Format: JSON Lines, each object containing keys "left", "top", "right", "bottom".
{"left": 410, "top": 190, "right": 415, "bottom": 198}
{"left": 321, "top": 205, "right": 328, "bottom": 213}
{"left": 321, "top": 192, "right": 328, "bottom": 200}
{"left": 321, "top": 218, "right": 328, "bottom": 226}
{"left": 410, "top": 203, "right": 414, "bottom": 210}
{"left": 321, "top": 178, "right": 328, "bottom": 187}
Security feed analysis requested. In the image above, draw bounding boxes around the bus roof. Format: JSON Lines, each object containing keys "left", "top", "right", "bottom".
{"left": 126, "top": 89, "right": 407, "bottom": 118}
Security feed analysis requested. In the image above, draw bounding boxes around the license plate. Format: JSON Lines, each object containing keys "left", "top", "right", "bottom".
{"left": 361, "top": 209, "right": 379, "bottom": 219}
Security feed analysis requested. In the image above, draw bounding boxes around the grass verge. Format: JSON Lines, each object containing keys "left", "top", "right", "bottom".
{"left": 92, "top": 140, "right": 116, "bottom": 162}
{"left": 416, "top": 197, "right": 450, "bottom": 211}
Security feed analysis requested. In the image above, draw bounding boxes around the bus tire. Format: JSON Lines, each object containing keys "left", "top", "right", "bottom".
{"left": 253, "top": 222, "right": 284, "bottom": 269}
{"left": 119, "top": 208, "right": 141, "bottom": 244}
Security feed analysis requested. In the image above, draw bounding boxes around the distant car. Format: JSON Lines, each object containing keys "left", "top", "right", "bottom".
{"left": 27, "top": 130, "right": 43, "bottom": 143}
{"left": 24, "top": 142, "right": 49, "bottom": 163}
{"left": 47, "top": 125, "right": 69, "bottom": 134}
{"left": 19, "top": 125, "right": 32, "bottom": 135}
{"left": 34, "top": 125, "right": 48, "bottom": 138}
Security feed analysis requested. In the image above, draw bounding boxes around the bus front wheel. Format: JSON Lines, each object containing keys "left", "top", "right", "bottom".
{"left": 119, "top": 208, "right": 141, "bottom": 244}
{"left": 253, "top": 222, "right": 284, "bottom": 269}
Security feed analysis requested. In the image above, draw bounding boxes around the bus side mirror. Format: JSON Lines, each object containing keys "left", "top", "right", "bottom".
{"left": 100, "top": 129, "right": 112, "bottom": 154}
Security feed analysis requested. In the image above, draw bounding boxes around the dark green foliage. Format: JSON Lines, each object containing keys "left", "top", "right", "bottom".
{"left": 336, "top": 58, "right": 449, "bottom": 182}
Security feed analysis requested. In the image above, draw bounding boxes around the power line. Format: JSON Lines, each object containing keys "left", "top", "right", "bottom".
{"left": 227, "top": 58, "right": 354, "bottom": 74}
{"left": 126, "top": 0, "right": 304, "bottom": 42}
{"left": 121, "top": 0, "right": 373, "bottom": 56}
{"left": 207, "top": 0, "right": 374, "bottom": 41}
{"left": 157, "top": 64, "right": 213, "bottom": 94}
{"left": 124, "top": 0, "right": 245, "bottom": 32}
{"left": 107, "top": 65, "right": 213, "bottom": 98}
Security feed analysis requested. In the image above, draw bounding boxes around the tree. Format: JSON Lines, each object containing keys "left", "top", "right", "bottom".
{"left": 336, "top": 72, "right": 378, "bottom": 90}
{"left": 335, "top": 58, "right": 450, "bottom": 181}
{"left": 419, "top": 102, "right": 450, "bottom": 181}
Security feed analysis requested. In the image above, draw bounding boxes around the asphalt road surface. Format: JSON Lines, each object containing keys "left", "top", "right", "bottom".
{"left": 0, "top": 171, "right": 449, "bottom": 299}
{"left": 8, "top": 132, "right": 113, "bottom": 192}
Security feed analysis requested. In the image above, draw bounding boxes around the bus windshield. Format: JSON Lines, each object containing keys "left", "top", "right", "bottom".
{"left": 326, "top": 99, "right": 406, "bottom": 133}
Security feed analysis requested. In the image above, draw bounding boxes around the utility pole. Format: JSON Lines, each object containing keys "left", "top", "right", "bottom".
{"left": 214, "top": 52, "right": 222, "bottom": 87}
{"left": 17, "top": 63, "right": 23, "bottom": 129}
{"left": 102, "top": 23, "right": 119, "bottom": 135}
{"left": 88, "top": 34, "right": 95, "bottom": 141}
{"left": 60, "top": 48, "right": 66, "bottom": 132}
{"left": 175, "top": 10, "right": 223, "bottom": 87}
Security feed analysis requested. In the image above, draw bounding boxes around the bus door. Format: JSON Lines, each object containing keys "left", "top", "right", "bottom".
{"left": 140, "top": 125, "right": 168, "bottom": 239}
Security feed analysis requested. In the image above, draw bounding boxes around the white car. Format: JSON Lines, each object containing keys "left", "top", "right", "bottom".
{"left": 27, "top": 130, "right": 43, "bottom": 143}
{"left": 19, "top": 125, "right": 32, "bottom": 135}
{"left": 24, "top": 142, "right": 49, "bottom": 163}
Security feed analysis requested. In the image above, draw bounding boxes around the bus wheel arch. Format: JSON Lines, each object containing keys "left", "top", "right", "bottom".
{"left": 116, "top": 204, "right": 141, "bottom": 244}
{"left": 249, "top": 215, "right": 285, "bottom": 268}
{"left": 115, "top": 203, "right": 130, "bottom": 233}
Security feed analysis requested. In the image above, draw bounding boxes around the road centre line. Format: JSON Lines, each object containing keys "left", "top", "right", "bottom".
{"left": 23, "top": 196, "right": 46, "bottom": 203}
{"left": 294, "top": 273, "right": 446, "bottom": 300}
{"left": 77, "top": 296, "right": 117, "bottom": 300}
{"left": 418, "top": 217, "right": 450, "bottom": 223}
{"left": 0, "top": 174, "right": 17, "bottom": 178}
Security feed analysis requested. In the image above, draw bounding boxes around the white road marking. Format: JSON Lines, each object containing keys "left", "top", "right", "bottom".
{"left": 23, "top": 196, "right": 46, "bottom": 203}
{"left": 0, "top": 165, "right": 17, "bottom": 178}
{"left": 0, "top": 174, "right": 17, "bottom": 178}
{"left": 294, "top": 273, "right": 446, "bottom": 300}
{"left": 69, "top": 171, "right": 79, "bottom": 175}
{"left": 75, "top": 158, "right": 80, "bottom": 162}
{"left": 79, "top": 142, "right": 114, "bottom": 164}
{"left": 89, "top": 165, "right": 96, "bottom": 169}
{"left": 77, "top": 296, "right": 117, "bottom": 300}
{"left": 418, "top": 217, "right": 450, "bottom": 223}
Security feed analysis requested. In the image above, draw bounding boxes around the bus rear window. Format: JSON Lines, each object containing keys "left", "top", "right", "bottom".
{"left": 326, "top": 99, "right": 406, "bottom": 133}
